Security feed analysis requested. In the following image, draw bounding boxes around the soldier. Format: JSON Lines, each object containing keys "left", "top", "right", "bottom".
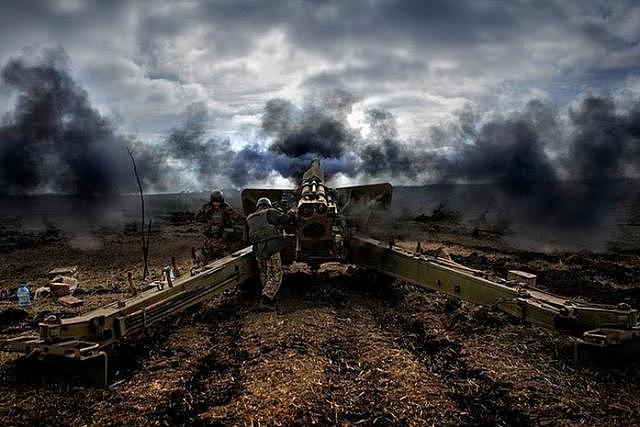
{"left": 246, "top": 197, "right": 294, "bottom": 311}
{"left": 194, "top": 189, "right": 246, "bottom": 266}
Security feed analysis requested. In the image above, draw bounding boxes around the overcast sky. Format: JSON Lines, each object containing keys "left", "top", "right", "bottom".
{"left": 0, "top": 0, "right": 638, "bottom": 149}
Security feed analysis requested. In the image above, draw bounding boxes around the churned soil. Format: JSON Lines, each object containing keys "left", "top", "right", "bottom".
{"left": 1, "top": 220, "right": 640, "bottom": 426}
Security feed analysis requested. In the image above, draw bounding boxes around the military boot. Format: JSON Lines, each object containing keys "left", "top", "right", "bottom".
{"left": 258, "top": 295, "right": 275, "bottom": 312}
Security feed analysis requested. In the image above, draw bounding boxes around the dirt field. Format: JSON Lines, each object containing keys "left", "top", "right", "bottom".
{"left": 1, "top": 219, "right": 640, "bottom": 426}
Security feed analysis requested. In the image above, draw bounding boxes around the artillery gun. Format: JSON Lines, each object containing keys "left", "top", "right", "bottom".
{"left": 2, "top": 159, "right": 639, "bottom": 385}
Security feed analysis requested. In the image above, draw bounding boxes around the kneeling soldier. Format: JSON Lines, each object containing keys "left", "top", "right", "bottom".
{"left": 194, "top": 189, "right": 246, "bottom": 266}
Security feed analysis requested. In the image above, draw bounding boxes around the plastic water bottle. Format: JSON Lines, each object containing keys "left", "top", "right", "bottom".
{"left": 16, "top": 283, "right": 31, "bottom": 307}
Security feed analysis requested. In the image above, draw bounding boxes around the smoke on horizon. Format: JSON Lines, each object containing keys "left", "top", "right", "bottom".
{"left": 0, "top": 48, "right": 137, "bottom": 196}
{"left": 433, "top": 97, "right": 640, "bottom": 231}
{"left": 154, "top": 92, "right": 416, "bottom": 188}
{"left": 1, "top": 49, "right": 639, "bottom": 243}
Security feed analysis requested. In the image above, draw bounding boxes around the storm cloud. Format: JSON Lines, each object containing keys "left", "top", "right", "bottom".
{"left": 1, "top": 48, "right": 638, "bottom": 201}
{"left": 0, "top": 1, "right": 638, "bottom": 242}
{"left": 0, "top": 49, "right": 134, "bottom": 195}
{"left": 0, "top": 0, "right": 637, "bottom": 142}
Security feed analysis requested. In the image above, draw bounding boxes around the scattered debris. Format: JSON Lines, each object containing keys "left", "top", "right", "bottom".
{"left": 33, "top": 287, "right": 51, "bottom": 300}
{"left": 49, "top": 275, "right": 79, "bottom": 296}
{"left": 146, "top": 281, "right": 162, "bottom": 290}
{"left": 57, "top": 295, "right": 83, "bottom": 307}
{"left": 47, "top": 266, "right": 78, "bottom": 279}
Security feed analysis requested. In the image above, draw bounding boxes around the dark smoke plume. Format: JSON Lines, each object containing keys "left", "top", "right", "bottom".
{"left": 0, "top": 50, "right": 424, "bottom": 194}
{"left": 264, "top": 97, "right": 350, "bottom": 159}
{"left": 157, "top": 102, "right": 272, "bottom": 188}
{"left": 360, "top": 109, "right": 421, "bottom": 178}
{"left": 0, "top": 48, "right": 135, "bottom": 196}
{"left": 567, "top": 96, "right": 640, "bottom": 180}
{"left": 432, "top": 96, "right": 640, "bottom": 232}
{"left": 157, "top": 92, "right": 393, "bottom": 187}
{"left": 260, "top": 93, "right": 360, "bottom": 179}
{"left": 1, "top": 48, "right": 639, "bottom": 248}
{"left": 254, "top": 96, "right": 423, "bottom": 181}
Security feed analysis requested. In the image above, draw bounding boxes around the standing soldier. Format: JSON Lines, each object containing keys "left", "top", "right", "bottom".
{"left": 246, "top": 197, "right": 294, "bottom": 311}
{"left": 194, "top": 189, "right": 246, "bottom": 266}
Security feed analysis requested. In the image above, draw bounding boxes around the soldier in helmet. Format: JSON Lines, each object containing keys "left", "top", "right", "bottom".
{"left": 194, "top": 189, "right": 246, "bottom": 266}
{"left": 246, "top": 197, "right": 295, "bottom": 311}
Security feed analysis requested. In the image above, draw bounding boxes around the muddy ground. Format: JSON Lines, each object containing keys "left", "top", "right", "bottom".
{"left": 1, "top": 219, "right": 640, "bottom": 426}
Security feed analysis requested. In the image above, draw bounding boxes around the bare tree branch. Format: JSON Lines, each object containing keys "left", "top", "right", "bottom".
{"left": 127, "top": 147, "right": 151, "bottom": 278}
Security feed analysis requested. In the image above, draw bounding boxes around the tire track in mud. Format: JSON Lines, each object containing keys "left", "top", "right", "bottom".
{"left": 284, "top": 276, "right": 388, "bottom": 423}
{"left": 155, "top": 295, "right": 246, "bottom": 426}
{"left": 398, "top": 317, "right": 528, "bottom": 426}
{"left": 363, "top": 278, "right": 531, "bottom": 426}
{"left": 295, "top": 279, "right": 459, "bottom": 425}
{"left": 89, "top": 303, "right": 234, "bottom": 425}
{"left": 306, "top": 308, "right": 388, "bottom": 424}
{"left": 150, "top": 271, "right": 529, "bottom": 425}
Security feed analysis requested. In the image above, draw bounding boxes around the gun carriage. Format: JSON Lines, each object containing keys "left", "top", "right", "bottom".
{"left": 3, "top": 160, "right": 638, "bottom": 385}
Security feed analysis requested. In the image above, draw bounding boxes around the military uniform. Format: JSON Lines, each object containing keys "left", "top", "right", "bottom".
{"left": 195, "top": 202, "right": 246, "bottom": 263}
{"left": 247, "top": 206, "right": 292, "bottom": 303}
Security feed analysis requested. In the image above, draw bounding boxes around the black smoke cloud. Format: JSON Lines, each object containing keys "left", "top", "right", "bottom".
{"left": 261, "top": 94, "right": 361, "bottom": 178}
{"left": 433, "top": 97, "right": 640, "bottom": 230}
{"left": 0, "top": 48, "right": 136, "bottom": 196}
{"left": 154, "top": 102, "right": 270, "bottom": 189}
{"left": 1, "top": 49, "right": 639, "bottom": 242}
{"left": 155, "top": 92, "right": 409, "bottom": 187}
{"left": 568, "top": 96, "right": 640, "bottom": 180}
{"left": 436, "top": 102, "right": 563, "bottom": 221}
{"left": 264, "top": 96, "right": 351, "bottom": 159}
{"left": 360, "top": 109, "right": 421, "bottom": 178}
{"left": 153, "top": 92, "right": 640, "bottom": 249}
{"left": 257, "top": 96, "right": 426, "bottom": 180}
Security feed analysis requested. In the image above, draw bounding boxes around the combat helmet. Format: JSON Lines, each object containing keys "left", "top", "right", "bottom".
{"left": 210, "top": 189, "right": 224, "bottom": 203}
{"left": 256, "top": 197, "right": 272, "bottom": 209}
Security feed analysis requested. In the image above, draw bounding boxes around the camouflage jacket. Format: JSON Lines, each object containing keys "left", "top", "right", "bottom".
{"left": 196, "top": 202, "right": 246, "bottom": 240}
{"left": 247, "top": 207, "right": 294, "bottom": 258}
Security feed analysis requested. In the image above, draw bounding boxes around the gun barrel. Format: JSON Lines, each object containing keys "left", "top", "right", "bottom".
{"left": 299, "top": 159, "right": 329, "bottom": 214}
{"left": 302, "top": 158, "right": 324, "bottom": 183}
